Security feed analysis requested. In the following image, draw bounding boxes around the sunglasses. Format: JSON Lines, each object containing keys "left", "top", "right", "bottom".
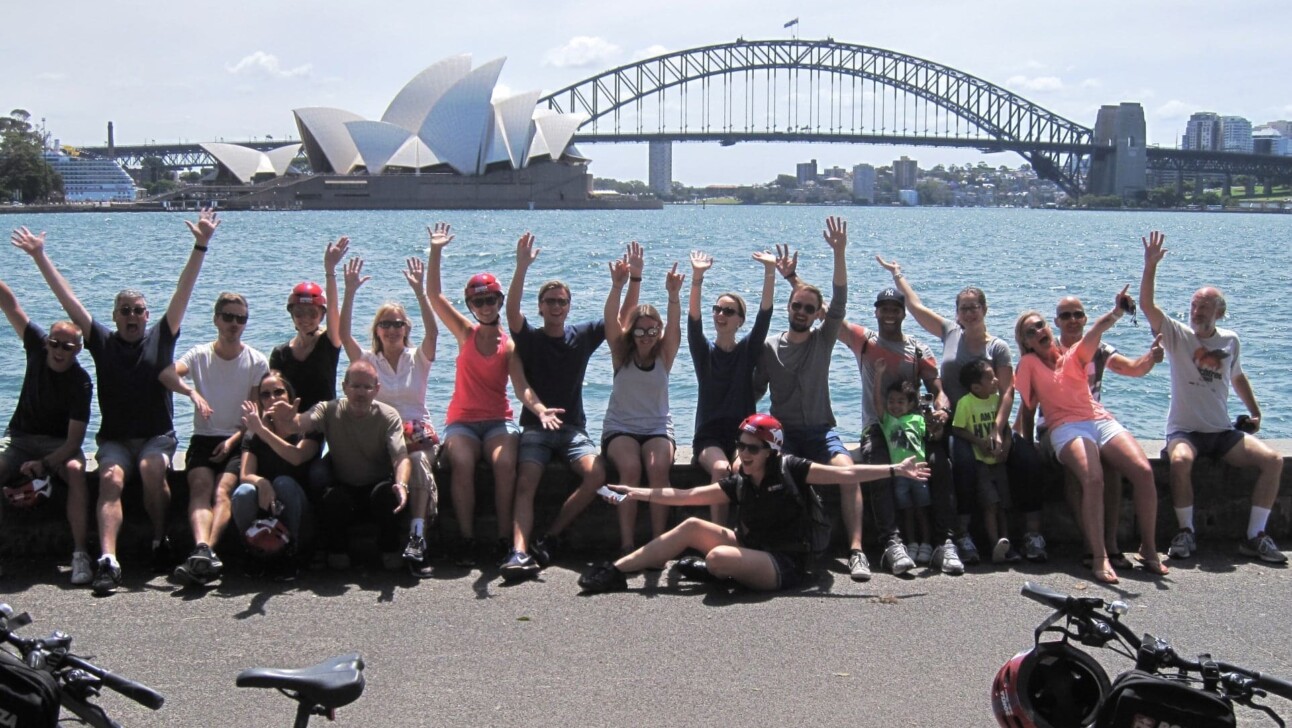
{"left": 790, "top": 301, "right": 819, "bottom": 315}
{"left": 218, "top": 312, "right": 249, "bottom": 324}
{"left": 117, "top": 305, "right": 147, "bottom": 316}
{"left": 958, "top": 303, "right": 984, "bottom": 313}
{"left": 45, "top": 338, "right": 80, "bottom": 352}
{"left": 542, "top": 297, "right": 570, "bottom": 307}
{"left": 258, "top": 387, "right": 287, "bottom": 399}
{"left": 470, "top": 295, "right": 500, "bottom": 308}
{"left": 735, "top": 441, "right": 770, "bottom": 455}
{"left": 1057, "top": 310, "right": 1086, "bottom": 321}
{"left": 1024, "top": 323, "right": 1046, "bottom": 338}
{"left": 632, "top": 326, "right": 661, "bottom": 338}
{"left": 376, "top": 320, "right": 407, "bottom": 329}
{"left": 712, "top": 305, "right": 740, "bottom": 317}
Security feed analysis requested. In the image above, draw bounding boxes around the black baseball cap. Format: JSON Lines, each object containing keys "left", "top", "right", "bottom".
{"left": 875, "top": 288, "right": 905, "bottom": 306}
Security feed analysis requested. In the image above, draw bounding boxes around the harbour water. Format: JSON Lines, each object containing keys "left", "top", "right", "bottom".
{"left": 2, "top": 206, "right": 1289, "bottom": 446}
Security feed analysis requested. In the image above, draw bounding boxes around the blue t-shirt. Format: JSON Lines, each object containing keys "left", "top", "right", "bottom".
{"left": 512, "top": 318, "right": 605, "bottom": 429}
{"left": 7, "top": 322, "right": 93, "bottom": 438}
{"left": 86, "top": 317, "right": 179, "bottom": 441}
{"left": 687, "top": 306, "right": 772, "bottom": 443}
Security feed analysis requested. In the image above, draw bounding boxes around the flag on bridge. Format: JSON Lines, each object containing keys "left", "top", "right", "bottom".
{"left": 784, "top": 18, "right": 799, "bottom": 28}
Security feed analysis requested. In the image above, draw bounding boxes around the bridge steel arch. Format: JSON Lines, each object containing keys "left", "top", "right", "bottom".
{"left": 540, "top": 39, "right": 1097, "bottom": 196}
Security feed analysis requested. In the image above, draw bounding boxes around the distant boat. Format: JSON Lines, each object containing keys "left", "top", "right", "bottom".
{"left": 45, "top": 150, "right": 139, "bottom": 203}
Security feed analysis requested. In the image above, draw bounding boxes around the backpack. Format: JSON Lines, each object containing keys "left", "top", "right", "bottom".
{"left": 1096, "top": 669, "right": 1235, "bottom": 728}
{"left": 0, "top": 648, "right": 60, "bottom": 728}
{"left": 779, "top": 459, "right": 832, "bottom": 558}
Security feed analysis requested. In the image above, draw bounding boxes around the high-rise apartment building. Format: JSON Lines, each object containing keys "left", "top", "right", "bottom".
{"left": 796, "top": 159, "right": 818, "bottom": 186}
{"left": 852, "top": 163, "right": 875, "bottom": 203}
{"left": 1220, "top": 116, "right": 1253, "bottom": 153}
{"left": 1182, "top": 112, "right": 1220, "bottom": 151}
{"left": 893, "top": 156, "right": 918, "bottom": 190}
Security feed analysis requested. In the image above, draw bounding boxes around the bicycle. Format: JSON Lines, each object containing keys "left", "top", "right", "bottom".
{"left": 0, "top": 603, "right": 164, "bottom": 727}
{"left": 993, "top": 581, "right": 1292, "bottom": 727}
{"left": 235, "top": 653, "right": 365, "bottom": 727}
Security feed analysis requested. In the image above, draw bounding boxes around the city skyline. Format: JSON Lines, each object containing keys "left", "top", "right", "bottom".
{"left": 9, "top": 0, "right": 1290, "bottom": 185}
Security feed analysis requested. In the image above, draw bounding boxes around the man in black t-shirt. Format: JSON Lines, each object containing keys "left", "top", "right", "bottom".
{"left": 14, "top": 211, "right": 218, "bottom": 595}
{"left": 0, "top": 279, "right": 93, "bottom": 585}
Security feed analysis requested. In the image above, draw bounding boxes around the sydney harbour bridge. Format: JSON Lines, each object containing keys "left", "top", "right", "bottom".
{"left": 85, "top": 39, "right": 1292, "bottom": 198}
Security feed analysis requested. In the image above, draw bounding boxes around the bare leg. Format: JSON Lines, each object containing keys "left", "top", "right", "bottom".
{"left": 606, "top": 437, "right": 642, "bottom": 551}
{"left": 98, "top": 465, "right": 126, "bottom": 556}
{"left": 208, "top": 472, "right": 239, "bottom": 545}
{"left": 1224, "top": 436, "right": 1284, "bottom": 510}
{"left": 61, "top": 459, "right": 89, "bottom": 553}
{"left": 545, "top": 454, "right": 605, "bottom": 537}
{"left": 511, "top": 461, "right": 544, "bottom": 553}
{"left": 615, "top": 517, "right": 736, "bottom": 572}
{"left": 642, "top": 437, "right": 675, "bottom": 540}
{"left": 187, "top": 467, "right": 216, "bottom": 546}
{"left": 1166, "top": 439, "right": 1197, "bottom": 514}
{"left": 831, "top": 452, "right": 863, "bottom": 551}
{"left": 1059, "top": 437, "right": 1113, "bottom": 581}
{"left": 485, "top": 432, "right": 519, "bottom": 542}
{"left": 138, "top": 454, "right": 170, "bottom": 541}
{"left": 446, "top": 435, "right": 483, "bottom": 538}
{"left": 1100, "top": 432, "right": 1165, "bottom": 573}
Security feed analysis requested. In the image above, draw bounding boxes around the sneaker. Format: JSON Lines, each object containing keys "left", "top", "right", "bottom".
{"left": 577, "top": 562, "right": 628, "bottom": 593}
{"left": 150, "top": 536, "right": 174, "bottom": 574}
{"left": 530, "top": 536, "right": 559, "bottom": 569}
{"left": 956, "top": 534, "right": 981, "bottom": 565}
{"left": 326, "top": 552, "right": 351, "bottom": 571}
{"left": 92, "top": 557, "right": 122, "bottom": 596}
{"left": 1004, "top": 547, "right": 1024, "bottom": 563}
{"left": 172, "top": 562, "right": 206, "bottom": 586}
{"left": 931, "top": 539, "right": 965, "bottom": 576}
{"left": 186, "top": 544, "right": 222, "bottom": 581}
{"left": 70, "top": 552, "right": 93, "bottom": 586}
{"left": 499, "top": 550, "right": 540, "bottom": 581}
{"left": 881, "top": 540, "right": 916, "bottom": 576}
{"left": 1239, "top": 532, "right": 1289, "bottom": 564}
{"left": 674, "top": 555, "right": 718, "bottom": 582}
{"left": 992, "top": 538, "right": 1011, "bottom": 564}
{"left": 913, "top": 543, "right": 933, "bottom": 566}
{"left": 1023, "top": 532, "right": 1048, "bottom": 563}
{"left": 403, "top": 535, "right": 427, "bottom": 563}
{"left": 848, "top": 549, "right": 872, "bottom": 582}
{"left": 1168, "top": 528, "right": 1196, "bottom": 559}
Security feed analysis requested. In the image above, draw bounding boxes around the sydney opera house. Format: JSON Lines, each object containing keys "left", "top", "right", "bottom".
{"left": 200, "top": 55, "right": 656, "bottom": 210}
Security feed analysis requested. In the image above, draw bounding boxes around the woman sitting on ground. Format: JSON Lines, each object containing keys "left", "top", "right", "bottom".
{"left": 1013, "top": 290, "right": 1167, "bottom": 584}
{"left": 578, "top": 414, "right": 931, "bottom": 593}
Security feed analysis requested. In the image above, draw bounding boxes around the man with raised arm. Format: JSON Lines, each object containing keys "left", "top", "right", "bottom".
{"left": 12, "top": 212, "right": 217, "bottom": 595}
{"left": 500, "top": 233, "right": 637, "bottom": 581}
{"left": 752, "top": 217, "right": 871, "bottom": 580}
{"left": 1139, "top": 230, "right": 1286, "bottom": 563}
{"left": 0, "top": 278, "right": 93, "bottom": 585}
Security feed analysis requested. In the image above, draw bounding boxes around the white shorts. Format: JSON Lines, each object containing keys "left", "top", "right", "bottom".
{"left": 1048, "top": 419, "right": 1127, "bottom": 454}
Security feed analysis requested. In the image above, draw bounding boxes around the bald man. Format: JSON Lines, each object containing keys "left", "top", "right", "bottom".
{"left": 1141, "top": 231, "right": 1285, "bottom": 564}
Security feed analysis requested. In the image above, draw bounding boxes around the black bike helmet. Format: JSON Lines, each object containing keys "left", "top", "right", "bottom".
{"left": 992, "top": 641, "right": 1111, "bottom": 728}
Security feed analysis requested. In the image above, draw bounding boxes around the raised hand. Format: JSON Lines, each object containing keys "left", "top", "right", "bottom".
{"left": 267, "top": 398, "right": 301, "bottom": 431}
{"left": 404, "top": 256, "right": 426, "bottom": 293}
{"left": 324, "top": 236, "right": 350, "bottom": 273}
{"left": 344, "top": 257, "right": 370, "bottom": 292}
{"left": 1149, "top": 333, "right": 1165, "bottom": 363}
{"left": 774, "top": 244, "right": 798, "bottom": 280}
{"left": 690, "top": 250, "right": 713, "bottom": 277}
{"left": 875, "top": 255, "right": 901, "bottom": 276}
{"left": 1142, "top": 230, "right": 1166, "bottom": 266}
{"left": 609, "top": 256, "right": 629, "bottom": 286}
{"left": 625, "top": 241, "right": 644, "bottom": 278}
{"left": 515, "top": 232, "right": 539, "bottom": 269}
{"left": 9, "top": 227, "right": 45, "bottom": 256}
{"left": 240, "top": 400, "right": 266, "bottom": 436}
{"left": 665, "top": 262, "right": 684, "bottom": 295}
{"left": 427, "top": 222, "right": 454, "bottom": 249}
{"left": 752, "top": 250, "right": 777, "bottom": 271}
{"left": 1114, "top": 284, "right": 1135, "bottom": 319}
{"left": 185, "top": 207, "right": 220, "bottom": 246}
{"left": 823, "top": 216, "right": 847, "bottom": 251}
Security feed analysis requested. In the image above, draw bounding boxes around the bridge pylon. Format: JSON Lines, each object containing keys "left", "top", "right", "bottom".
{"left": 649, "top": 141, "right": 672, "bottom": 198}
{"left": 1087, "top": 103, "right": 1147, "bottom": 200}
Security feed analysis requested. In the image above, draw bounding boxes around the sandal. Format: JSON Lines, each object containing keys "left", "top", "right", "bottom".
{"left": 1109, "top": 552, "right": 1133, "bottom": 569}
{"left": 1137, "top": 552, "right": 1169, "bottom": 576}
{"left": 1092, "top": 561, "right": 1120, "bottom": 585}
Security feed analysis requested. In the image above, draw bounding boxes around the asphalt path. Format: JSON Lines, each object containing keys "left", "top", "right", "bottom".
{"left": 2, "top": 547, "right": 1290, "bottom": 727}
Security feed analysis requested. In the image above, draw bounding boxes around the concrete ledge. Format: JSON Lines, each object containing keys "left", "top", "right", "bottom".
{"left": 3, "top": 440, "right": 1290, "bottom": 559}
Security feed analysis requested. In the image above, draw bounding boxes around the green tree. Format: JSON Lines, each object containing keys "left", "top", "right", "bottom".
{"left": 0, "top": 109, "right": 61, "bottom": 203}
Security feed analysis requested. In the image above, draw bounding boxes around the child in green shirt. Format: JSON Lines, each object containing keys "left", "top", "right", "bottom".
{"left": 873, "top": 360, "right": 932, "bottom": 561}
{"left": 950, "top": 358, "right": 1019, "bottom": 564}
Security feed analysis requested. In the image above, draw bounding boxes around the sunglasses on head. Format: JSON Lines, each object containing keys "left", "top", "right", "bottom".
{"left": 376, "top": 319, "right": 407, "bottom": 329}
{"left": 735, "top": 440, "right": 770, "bottom": 455}
{"left": 712, "top": 305, "right": 740, "bottom": 317}
{"left": 1057, "top": 310, "right": 1086, "bottom": 321}
{"left": 632, "top": 326, "right": 661, "bottom": 338}
{"left": 790, "top": 301, "right": 818, "bottom": 315}
{"left": 258, "top": 387, "right": 287, "bottom": 399}
{"left": 45, "top": 338, "right": 79, "bottom": 352}
{"left": 470, "top": 295, "right": 500, "bottom": 308}
{"left": 117, "top": 305, "right": 147, "bottom": 316}
{"left": 542, "top": 297, "right": 570, "bottom": 307}
{"left": 218, "top": 312, "right": 249, "bottom": 324}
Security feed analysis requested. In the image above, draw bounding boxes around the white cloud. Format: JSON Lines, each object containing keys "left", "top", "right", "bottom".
{"left": 490, "top": 82, "right": 515, "bottom": 102}
{"left": 543, "top": 36, "right": 620, "bottom": 68}
{"left": 634, "top": 45, "right": 670, "bottom": 61}
{"left": 1080, "top": 78, "right": 1102, "bottom": 89}
{"left": 226, "top": 51, "right": 311, "bottom": 79}
{"left": 1006, "top": 75, "right": 1064, "bottom": 92}
{"left": 1156, "top": 100, "right": 1192, "bottom": 120}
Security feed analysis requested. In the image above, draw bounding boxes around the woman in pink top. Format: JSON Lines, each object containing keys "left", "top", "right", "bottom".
{"left": 1014, "top": 289, "right": 1165, "bottom": 584}
{"left": 427, "top": 224, "right": 558, "bottom": 566}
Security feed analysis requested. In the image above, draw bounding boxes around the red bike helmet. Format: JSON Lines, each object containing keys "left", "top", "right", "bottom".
{"left": 3, "top": 476, "right": 52, "bottom": 509}
{"left": 992, "top": 641, "right": 1110, "bottom": 728}
{"left": 738, "top": 413, "right": 784, "bottom": 452}
{"left": 464, "top": 272, "right": 503, "bottom": 299}
{"left": 287, "top": 282, "right": 327, "bottom": 312}
{"left": 245, "top": 517, "right": 291, "bottom": 555}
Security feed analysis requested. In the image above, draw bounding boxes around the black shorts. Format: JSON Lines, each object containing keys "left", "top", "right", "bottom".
{"left": 185, "top": 435, "right": 242, "bottom": 475}
{"left": 1164, "top": 430, "right": 1245, "bottom": 460}
{"left": 601, "top": 432, "right": 675, "bottom": 452}
{"left": 767, "top": 550, "right": 807, "bottom": 590}
{"left": 691, "top": 437, "right": 734, "bottom": 466}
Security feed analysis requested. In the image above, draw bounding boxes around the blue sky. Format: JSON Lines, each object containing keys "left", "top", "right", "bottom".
{"left": 8, "top": 0, "right": 1289, "bottom": 185}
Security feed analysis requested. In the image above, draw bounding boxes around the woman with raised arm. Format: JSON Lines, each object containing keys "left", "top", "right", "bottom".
{"left": 600, "top": 242, "right": 684, "bottom": 554}
{"left": 577, "top": 414, "right": 931, "bottom": 593}
{"left": 686, "top": 249, "right": 776, "bottom": 526}
{"left": 875, "top": 256, "right": 1044, "bottom": 566}
{"left": 339, "top": 252, "right": 438, "bottom": 575}
{"left": 426, "top": 223, "right": 561, "bottom": 567}
{"left": 232, "top": 371, "right": 320, "bottom": 581}
{"left": 269, "top": 238, "right": 346, "bottom": 412}
{"left": 1014, "top": 291, "right": 1166, "bottom": 584}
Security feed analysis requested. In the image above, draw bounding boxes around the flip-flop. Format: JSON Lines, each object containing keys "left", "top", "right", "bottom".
{"left": 1109, "top": 552, "right": 1133, "bottom": 569}
{"left": 1092, "top": 564, "right": 1120, "bottom": 585}
{"left": 1137, "top": 554, "right": 1169, "bottom": 576}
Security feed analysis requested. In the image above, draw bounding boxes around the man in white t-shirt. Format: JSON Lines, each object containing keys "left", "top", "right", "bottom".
{"left": 161, "top": 293, "right": 269, "bottom": 583}
{"left": 1140, "top": 231, "right": 1286, "bottom": 564}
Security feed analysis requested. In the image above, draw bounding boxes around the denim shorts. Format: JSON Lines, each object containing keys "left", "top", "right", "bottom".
{"left": 519, "top": 425, "right": 599, "bottom": 466}
{"left": 892, "top": 475, "right": 931, "bottom": 510}
{"left": 781, "top": 426, "right": 851, "bottom": 464}
{"left": 443, "top": 419, "right": 521, "bottom": 445}
{"left": 1049, "top": 419, "right": 1127, "bottom": 454}
{"left": 96, "top": 432, "right": 178, "bottom": 481}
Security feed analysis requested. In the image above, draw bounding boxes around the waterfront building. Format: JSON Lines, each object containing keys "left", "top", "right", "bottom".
{"left": 1220, "top": 116, "right": 1253, "bottom": 153}
{"left": 1260, "top": 120, "right": 1292, "bottom": 138}
{"left": 893, "top": 156, "right": 918, "bottom": 190}
{"left": 1182, "top": 112, "right": 1220, "bottom": 151}
{"left": 1252, "top": 128, "right": 1291, "bottom": 157}
{"left": 44, "top": 149, "right": 138, "bottom": 202}
{"left": 795, "top": 159, "right": 818, "bottom": 185}
{"left": 851, "top": 163, "right": 875, "bottom": 203}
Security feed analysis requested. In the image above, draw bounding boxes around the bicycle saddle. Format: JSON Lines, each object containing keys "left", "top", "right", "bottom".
{"left": 236, "top": 653, "right": 365, "bottom": 709}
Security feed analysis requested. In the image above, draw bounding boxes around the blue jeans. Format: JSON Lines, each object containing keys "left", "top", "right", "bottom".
{"left": 231, "top": 476, "right": 307, "bottom": 542}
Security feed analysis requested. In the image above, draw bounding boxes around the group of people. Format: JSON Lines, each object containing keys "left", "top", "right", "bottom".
{"left": 0, "top": 213, "right": 1283, "bottom": 597}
